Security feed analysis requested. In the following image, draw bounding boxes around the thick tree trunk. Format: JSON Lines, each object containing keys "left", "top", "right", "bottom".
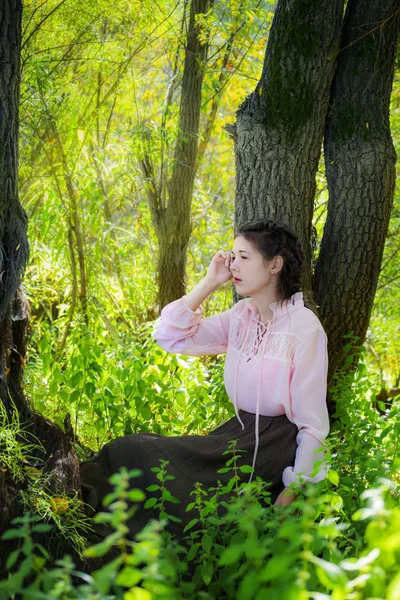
{"left": 0, "top": 0, "right": 28, "bottom": 332}
{"left": 314, "top": 0, "right": 400, "bottom": 384}
{"left": 234, "top": 0, "right": 345, "bottom": 300}
{"left": 0, "top": 0, "right": 81, "bottom": 558}
{"left": 0, "top": 0, "right": 28, "bottom": 534}
{"left": 142, "top": 0, "right": 214, "bottom": 309}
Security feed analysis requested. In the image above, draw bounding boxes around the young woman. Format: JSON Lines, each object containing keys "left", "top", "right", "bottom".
{"left": 80, "top": 219, "right": 329, "bottom": 537}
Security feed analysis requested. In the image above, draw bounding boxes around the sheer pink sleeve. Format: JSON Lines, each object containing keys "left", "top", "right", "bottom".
{"left": 153, "top": 296, "right": 233, "bottom": 356}
{"left": 282, "top": 327, "right": 330, "bottom": 487}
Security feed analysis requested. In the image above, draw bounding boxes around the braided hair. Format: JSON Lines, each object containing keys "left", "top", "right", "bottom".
{"left": 234, "top": 219, "right": 304, "bottom": 301}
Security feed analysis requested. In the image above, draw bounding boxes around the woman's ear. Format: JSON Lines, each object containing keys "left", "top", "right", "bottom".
{"left": 273, "top": 255, "right": 284, "bottom": 273}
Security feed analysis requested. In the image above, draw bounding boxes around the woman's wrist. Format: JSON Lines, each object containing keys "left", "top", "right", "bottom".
{"left": 184, "top": 277, "right": 219, "bottom": 312}
{"left": 202, "top": 275, "right": 221, "bottom": 292}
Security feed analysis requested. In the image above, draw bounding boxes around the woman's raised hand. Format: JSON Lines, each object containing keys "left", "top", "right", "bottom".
{"left": 184, "top": 251, "right": 232, "bottom": 312}
{"left": 205, "top": 251, "right": 233, "bottom": 287}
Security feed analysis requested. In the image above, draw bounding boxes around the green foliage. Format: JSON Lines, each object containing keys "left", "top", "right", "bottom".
{"left": 0, "top": 402, "right": 92, "bottom": 556}
{"left": 24, "top": 314, "right": 233, "bottom": 448}
{"left": 1, "top": 428, "right": 399, "bottom": 599}
{"left": 329, "top": 335, "right": 399, "bottom": 511}
{"left": 0, "top": 400, "right": 41, "bottom": 483}
{"left": 3, "top": 0, "right": 399, "bottom": 597}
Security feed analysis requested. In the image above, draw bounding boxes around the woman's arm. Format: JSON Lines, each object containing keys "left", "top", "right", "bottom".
{"left": 183, "top": 276, "right": 219, "bottom": 312}
{"left": 282, "top": 327, "right": 330, "bottom": 488}
{"left": 154, "top": 250, "right": 235, "bottom": 356}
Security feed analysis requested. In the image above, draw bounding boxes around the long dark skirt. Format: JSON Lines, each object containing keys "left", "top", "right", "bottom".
{"left": 80, "top": 411, "right": 298, "bottom": 539}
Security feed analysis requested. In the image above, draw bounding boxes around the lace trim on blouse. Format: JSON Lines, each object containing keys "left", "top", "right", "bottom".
{"left": 229, "top": 313, "right": 297, "bottom": 362}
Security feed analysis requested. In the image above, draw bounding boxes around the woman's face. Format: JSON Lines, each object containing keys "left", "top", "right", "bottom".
{"left": 230, "top": 235, "right": 277, "bottom": 298}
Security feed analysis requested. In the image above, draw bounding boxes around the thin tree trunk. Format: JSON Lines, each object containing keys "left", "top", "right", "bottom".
{"left": 314, "top": 0, "right": 400, "bottom": 385}
{"left": 147, "top": 0, "right": 214, "bottom": 309}
{"left": 234, "top": 0, "right": 345, "bottom": 300}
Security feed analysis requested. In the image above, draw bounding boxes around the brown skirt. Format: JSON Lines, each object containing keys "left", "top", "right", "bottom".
{"left": 80, "top": 410, "right": 298, "bottom": 539}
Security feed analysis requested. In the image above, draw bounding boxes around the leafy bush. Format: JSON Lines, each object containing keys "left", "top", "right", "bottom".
{"left": 2, "top": 323, "right": 400, "bottom": 598}
{"left": 1, "top": 425, "right": 399, "bottom": 599}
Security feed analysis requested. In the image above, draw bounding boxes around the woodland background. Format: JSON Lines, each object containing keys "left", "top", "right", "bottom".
{"left": 17, "top": 0, "right": 400, "bottom": 444}
{"left": 0, "top": 0, "right": 399, "bottom": 598}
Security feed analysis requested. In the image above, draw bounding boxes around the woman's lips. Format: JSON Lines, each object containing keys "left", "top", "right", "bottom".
{"left": 233, "top": 278, "right": 242, "bottom": 283}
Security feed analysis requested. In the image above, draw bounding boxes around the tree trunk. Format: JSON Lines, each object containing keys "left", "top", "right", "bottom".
{"left": 0, "top": 0, "right": 28, "bottom": 534}
{"left": 234, "top": 0, "right": 345, "bottom": 300}
{"left": 142, "top": 0, "right": 214, "bottom": 310}
{"left": 0, "top": 0, "right": 81, "bottom": 558}
{"left": 0, "top": 0, "right": 28, "bottom": 331}
{"left": 314, "top": 0, "right": 400, "bottom": 384}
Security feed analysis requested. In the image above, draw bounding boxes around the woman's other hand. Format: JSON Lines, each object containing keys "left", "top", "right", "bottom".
{"left": 274, "top": 487, "right": 296, "bottom": 507}
{"left": 205, "top": 251, "right": 233, "bottom": 287}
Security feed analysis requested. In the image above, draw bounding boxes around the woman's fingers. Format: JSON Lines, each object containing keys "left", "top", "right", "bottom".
{"left": 214, "top": 250, "right": 231, "bottom": 267}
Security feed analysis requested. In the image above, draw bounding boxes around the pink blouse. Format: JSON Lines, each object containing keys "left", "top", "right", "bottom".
{"left": 153, "top": 291, "right": 330, "bottom": 488}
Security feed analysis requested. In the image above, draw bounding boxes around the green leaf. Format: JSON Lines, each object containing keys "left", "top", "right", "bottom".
{"left": 70, "top": 389, "right": 81, "bottom": 403}
{"left": 166, "top": 513, "right": 182, "bottom": 523}
{"left": 6, "top": 549, "right": 20, "bottom": 570}
{"left": 183, "top": 518, "right": 199, "bottom": 532}
{"left": 32, "top": 555, "right": 46, "bottom": 571}
{"left": 115, "top": 567, "right": 142, "bottom": 587}
{"left": 327, "top": 470, "right": 339, "bottom": 486}
{"left": 137, "top": 380, "right": 146, "bottom": 395}
{"left": 84, "top": 532, "right": 121, "bottom": 558}
{"left": 187, "top": 542, "right": 200, "bottom": 561}
{"left": 128, "top": 489, "right": 146, "bottom": 502}
{"left": 387, "top": 573, "right": 400, "bottom": 600}
{"left": 162, "top": 489, "right": 180, "bottom": 504}
{"left": 70, "top": 371, "right": 84, "bottom": 387}
{"left": 219, "top": 544, "right": 243, "bottom": 566}
{"left": 85, "top": 381, "right": 96, "bottom": 396}
{"left": 239, "top": 464, "right": 253, "bottom": 473}
{"left": 201, "top": 533, "right": 212, "bottom": 554}
{"left": 201, "top": 558, "right": 214, "bottom": 586}
{"left": 259, "top": 555, "right": 293, "bottom": 581}
{"left": 32, "top": 523, "right": 53, "bottom": 533}
{"left": 124, "top": 588, "right": 153, "bottom": 600}
{"left": 238, "top": 572, "right": 258, "bottom": 600}
{"left": 1, "top": 528, "right": 24, "bottom": 540}
{"left": 144, "top": 497, "right": 157, "bottom": 509}
{"left": 16, "top": 557, "right": 33, "bottom": 580}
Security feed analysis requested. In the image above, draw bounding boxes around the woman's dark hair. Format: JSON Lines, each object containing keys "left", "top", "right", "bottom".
{"left": 234, "top": 219, "right": 304, "bottom": 301}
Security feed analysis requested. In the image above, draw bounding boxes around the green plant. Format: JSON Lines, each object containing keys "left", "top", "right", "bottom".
{"left": 0, "top": 400, "right": 42, "bottom": 483}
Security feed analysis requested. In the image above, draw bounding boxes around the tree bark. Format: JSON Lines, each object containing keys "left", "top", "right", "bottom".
{"left": 142, "top": 0, "right": 214, "bottom": 309}
{"left": 0, "top": 0, "right": 29, "bottom": 337}
{"left": 0, "top": 0, "right": 28, "bottom": 535}
{"left": 0, "top": 0, "right": 81, "bottom": 554}
{"left": 234, "top": 0, "right": 345, "bottom": 300}
{"left": 314, "top": 0, "right": 400, "bottom": 384}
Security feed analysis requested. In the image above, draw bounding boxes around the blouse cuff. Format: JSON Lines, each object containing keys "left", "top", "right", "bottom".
{"left": 158, "top": 296, "right": 204, "bottom": 328}
{"left": 282, "top": 461, "right": 328, "bottom": 488}
{"left": 182, "top": 296, "right": 204, "bottom": 317}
